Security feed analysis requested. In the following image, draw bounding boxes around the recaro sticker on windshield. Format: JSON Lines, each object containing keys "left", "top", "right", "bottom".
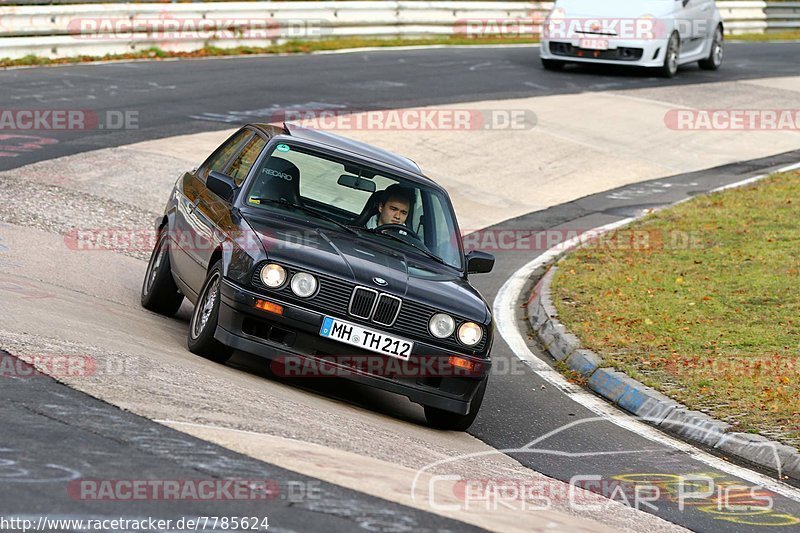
{"left": 276, "top": 144, "right": 290, "bottom": 153}
{"left": 263, "top": 168, "right": 293, "bottom": 181}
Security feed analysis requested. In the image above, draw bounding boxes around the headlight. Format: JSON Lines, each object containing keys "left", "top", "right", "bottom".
{"left": 640, "top": 14, "right": 656, "bottom": 40}
{"left": 458, "top": 322, "right": 483, "bottom": 346}
{"left": 545, "top": 7, "right": 567, "bottom": 38}
{"left": 429, "top": 313, "right": 455, "bottom": 338}
{"left": 290, "top": 272, "right": 317, "bottom": 298}
{"left": 260, "top": 264, "right": 286, "bottom": 288}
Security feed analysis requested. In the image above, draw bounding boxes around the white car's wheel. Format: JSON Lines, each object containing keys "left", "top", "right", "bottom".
{"left": 699, "top": 26, "right": 724, "bottom": 71}
{"left": 656, "top": 32, "right": 680, "bottom": 78}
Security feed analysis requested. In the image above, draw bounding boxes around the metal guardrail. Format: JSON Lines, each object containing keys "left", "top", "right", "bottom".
{"left": 765, "top": 1, "right": 800, "bottom": 31}
{"left": 0, "top": 1, "right": 793, "bottom": 61}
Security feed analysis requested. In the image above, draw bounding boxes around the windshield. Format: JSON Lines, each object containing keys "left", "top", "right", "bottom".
{"left": 243, "top": 141, "right": 463, "bottom": 270}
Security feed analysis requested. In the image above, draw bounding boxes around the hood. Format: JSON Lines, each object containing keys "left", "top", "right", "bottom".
{"left": 553, "top": 0, "right": 678, "bottom": 18}
{"left": 244, "top": 211, "right": 490, "bottom": 323}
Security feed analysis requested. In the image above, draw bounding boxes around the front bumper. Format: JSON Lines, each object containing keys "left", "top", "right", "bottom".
{"left": 216, "top": 279, "right": 491, "bottom": 415}
{"left": 540, "top": 37, "right": 669, "bottom": 68}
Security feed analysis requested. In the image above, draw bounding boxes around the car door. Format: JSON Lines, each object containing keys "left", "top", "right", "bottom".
{"left": 172, "top": 129, "right": 252, "bottom": 296}
{"left": 678, "top": 0, "right": 710, "bottom": 56}
{"left": 191, "top": 132, "right": 269, "bottom": 279}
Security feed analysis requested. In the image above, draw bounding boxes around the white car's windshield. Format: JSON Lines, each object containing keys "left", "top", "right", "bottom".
{"left": 244, "top": 142, "right": 463, "bottom": 270}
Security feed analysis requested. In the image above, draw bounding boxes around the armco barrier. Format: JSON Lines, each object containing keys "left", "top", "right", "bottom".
{"left": 766, "top": 1, "right": 800, "bottom": 31}
{"left": 0, "top": 1, "right": 793, "bottom": 61}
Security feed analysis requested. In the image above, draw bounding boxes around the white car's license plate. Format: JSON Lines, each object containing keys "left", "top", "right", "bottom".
{"left": 320, "top": 316, "right": 413, "bottom": 360}
{"left": 580, "top": 38, "right": 609, "bottom": 50}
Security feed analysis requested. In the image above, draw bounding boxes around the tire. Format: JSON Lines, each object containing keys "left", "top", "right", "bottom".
{"left": 656, "top": 32, "right": 680, "bottom": 78}
{"left": 541, "top": 58, "right": 566, "bottom": 71}
{"left": 698, "top": 26, "right": 724, "bottom": 71}
{"left": 424, "top": 378, "right": 487, "bottom": 431}
{"left": 188, "top": 260, "right": 233, "bottom": 363}
{"left": 141, "top": 231, "right": 184, "bottom": 316}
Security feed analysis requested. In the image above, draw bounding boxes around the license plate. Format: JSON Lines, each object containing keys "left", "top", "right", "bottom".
{"left": 320, "top": 316, "right": 413, "bottom": 360}
{"left": 580, "top": 38, "right": 609, "bottom": 50}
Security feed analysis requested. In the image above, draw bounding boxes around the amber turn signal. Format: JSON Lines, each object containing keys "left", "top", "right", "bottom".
{"left": 255, "top": 299, "right": 284, "bottom": 315}
{"left": 449, "top": 356, "right": 475, "bottom": 372}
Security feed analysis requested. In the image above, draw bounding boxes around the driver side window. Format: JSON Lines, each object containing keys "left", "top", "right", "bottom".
{"left": 198, "top": 130, "right": 251, "bottom": 184}
{"left": 227, "top": 135, "right": 267, "bottom": 186}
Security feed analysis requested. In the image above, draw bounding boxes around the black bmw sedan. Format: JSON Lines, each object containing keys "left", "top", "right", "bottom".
{"left": 141, "top": 122, "right": 496, "bottom": 430}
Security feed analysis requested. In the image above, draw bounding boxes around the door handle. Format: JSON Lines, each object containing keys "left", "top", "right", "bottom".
{"left": 188, "top": 199, "right": 200, "bottom": 214}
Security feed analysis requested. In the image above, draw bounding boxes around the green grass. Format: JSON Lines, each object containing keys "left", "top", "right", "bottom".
{"left": 0, "top": 36, "right": 540, "bottom": 68}
{"left": 729, "top": 30, "right": 800, "bottom": 42}
{"left": 2, "top": 28, "right": 798, "bottom": 68}
{"left": 551, "top": 172, "right": 800, "bottom": 449}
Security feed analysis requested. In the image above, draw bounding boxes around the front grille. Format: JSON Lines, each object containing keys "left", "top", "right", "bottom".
{"left": 372, "top": 294, "right": 402, "bottom": 326}
{"left": 549, "top": 41, "right": 643, "bottom": 61}
{"left": 250, "top": 262, "right": 487, "bottom": 353}
{"left": 349, "top": 287, "right": 378, "bottom": 319}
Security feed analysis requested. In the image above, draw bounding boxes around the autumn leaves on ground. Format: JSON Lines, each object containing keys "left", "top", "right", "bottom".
{"left": 552, "top": 171, "right": 800, "bottom": 449}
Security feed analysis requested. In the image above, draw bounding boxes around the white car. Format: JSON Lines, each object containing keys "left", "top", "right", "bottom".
{"left": 539, "top": 0, "right": 724, "bottom": 77}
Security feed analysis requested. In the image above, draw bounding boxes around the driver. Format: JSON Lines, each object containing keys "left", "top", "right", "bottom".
{"left": 366, "top": 184, "right": 415, "bottom": 229}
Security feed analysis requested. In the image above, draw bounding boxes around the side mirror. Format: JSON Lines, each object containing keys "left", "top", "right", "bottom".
{"left": 208, "top": 171, "right": 236, "bottom": 202}
{"left": 466, "top": 250, "right": 495, "bottom": 274}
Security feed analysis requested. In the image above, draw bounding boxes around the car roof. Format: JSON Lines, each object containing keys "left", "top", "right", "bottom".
{"left": 251, "top": 122, "right": 438, "bottom": 186}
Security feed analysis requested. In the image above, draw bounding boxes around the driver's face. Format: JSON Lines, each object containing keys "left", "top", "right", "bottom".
{"left": 378, "top": 198, "right": 410, "bottom": 226}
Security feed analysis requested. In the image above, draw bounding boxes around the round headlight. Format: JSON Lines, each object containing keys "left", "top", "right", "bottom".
{"left": 429, "top": 313, "right": 455, "bottom": 339}
{"left": 290, "top": 272, "right": 317, "bottom": 298}
{"left": 260, "top": 264, "right": 286, "bottom": 288}
{"left": 458, "top": 322, "right": 483, "bottom": 346}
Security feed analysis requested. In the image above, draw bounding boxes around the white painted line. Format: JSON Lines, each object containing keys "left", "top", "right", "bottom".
{"left": 313, "top": 43, "right": 539, "bottom": 55}
{"left": 711, "top": 161, "right": 800, "bottom": 194}
{"left": 493, "top": 167, "right": 800, "bottom": 503}
{"left": 778, "top": 161, "right": 800, "bottom": 172}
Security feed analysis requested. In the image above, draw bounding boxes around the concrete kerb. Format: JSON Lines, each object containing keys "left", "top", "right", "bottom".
{"left": 526, "top": 233, "right": 800, "bottom": 482}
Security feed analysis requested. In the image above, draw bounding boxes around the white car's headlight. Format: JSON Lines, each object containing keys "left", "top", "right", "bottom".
{"left": 640, "top": 14, "right": 656, "bottom": 40}
{"left": 545, "top": 7, "right": 567, "bottom": 38}
{"left": 458, "top": 322, "right": 483, "bottom": 346}
{"left": 290, "top": 272, "right": 317, "bottom": 297}
{"left": 260, "top": 264, "right": 286, "bottom": 288}
{"left": 429, "top": 313, "right": 455, "bottom": 338}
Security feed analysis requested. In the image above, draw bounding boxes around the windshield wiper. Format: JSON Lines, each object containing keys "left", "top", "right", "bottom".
{"left": 249, "top": 198, "right": 361, "bottom": 236}
{"left": 366, "top": 228, "right": 450, "bottom": 267}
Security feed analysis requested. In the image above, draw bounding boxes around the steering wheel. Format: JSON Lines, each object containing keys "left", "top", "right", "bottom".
{"left": 374, "top": 223, "right": 423, "bottom": 244}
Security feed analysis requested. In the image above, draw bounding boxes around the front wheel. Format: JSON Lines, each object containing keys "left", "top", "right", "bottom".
{"left": 141, "top": 231, "right": 184, "bottom": 316}
{"left": 424, "top": 378, "right": 487, "bottom": 431}
{"left": 656, "top": 32, "right": 680, "bottom": 78}
{"left": 698, "top": 26, "right": 724, "bottom": 71}
{"left": 188, "top": 261, "right": 233, "bottom": 363}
